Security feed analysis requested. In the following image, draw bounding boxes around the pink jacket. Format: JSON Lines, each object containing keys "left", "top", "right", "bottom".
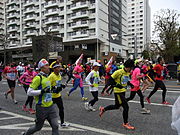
{"left": 19, "top": 71, "right": 37, "bottom": 86}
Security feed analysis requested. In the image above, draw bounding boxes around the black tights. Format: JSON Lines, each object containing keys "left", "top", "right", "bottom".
{"left": 147, "top": 80, "right": 167, "bottom": 102}
{"left": 104, "top": 92, "right": 129, "bottom": 124}
{"left": 52, "top": 97, "right": 64, "bottom": 124}
{"left": 126, "top": 90, "right": 144, "bottom": 108}
{"left": 24, "top": 85, "right": 33, "bottom": 108}
{"left": 89, "top": 91, "right": 98, "bottom": 106}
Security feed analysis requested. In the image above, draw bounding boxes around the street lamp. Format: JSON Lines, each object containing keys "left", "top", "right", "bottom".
{"left": 110, "top": 33, "right": 137, "bottom": 59}
{"left": 96, "top": 34, "right": 104, "bottom": 60}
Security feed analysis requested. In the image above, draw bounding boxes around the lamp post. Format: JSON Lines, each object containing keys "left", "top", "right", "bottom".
{"left": 111, "top": 33, "right": 137, "bottom": 59}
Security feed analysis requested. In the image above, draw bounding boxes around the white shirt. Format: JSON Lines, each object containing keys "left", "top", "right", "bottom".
{"left": 85, "top": 70, "right": 100, "bottom": 92}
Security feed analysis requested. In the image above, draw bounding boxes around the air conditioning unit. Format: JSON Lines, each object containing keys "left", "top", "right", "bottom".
{"left": 103, "top": 52, "right": 108, "bottom": 56}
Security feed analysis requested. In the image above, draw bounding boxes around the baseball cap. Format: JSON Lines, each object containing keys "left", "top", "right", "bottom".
{"left": 93, "top": 62, "right": 101, "bottom": 67}
{"left": 38, "top": 59, "right": 49, "bottom": 69}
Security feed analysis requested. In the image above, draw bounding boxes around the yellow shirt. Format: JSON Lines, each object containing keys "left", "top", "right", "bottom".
{"left": 111, "top": 69, "right": 130, "bottom": 93}
{"left": 48, "top": 72, "right": 62, "bottom": 98}
{"left": 178, "top": 65, "right": 180, "bottom": 73}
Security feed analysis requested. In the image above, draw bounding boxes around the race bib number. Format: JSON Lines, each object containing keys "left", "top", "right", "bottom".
{"left": 7, "top": 73, "right": 16, "bottom": 80}
{"left": 122, "top": 76, "right": 129, "bottom": 85}
{"left": 56, "top": 80, "right": 61, "bottom": 87}
{"left": 44, "top": 93, "right": 52, "bottom": 102}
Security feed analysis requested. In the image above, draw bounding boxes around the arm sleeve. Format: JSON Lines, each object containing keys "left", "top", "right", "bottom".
{"left": 19, "top": 74, "right": 25, "bottom": 84}
{"left": 27, "top": 87, "right": 41, "bottom": 96}
{"left": 85, "top": 71, "right": 93, "bottom": 85}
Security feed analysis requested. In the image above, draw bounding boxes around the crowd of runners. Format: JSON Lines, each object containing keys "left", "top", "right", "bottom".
{"left": 0, "top": 54, "right": 179, "bottom": 135}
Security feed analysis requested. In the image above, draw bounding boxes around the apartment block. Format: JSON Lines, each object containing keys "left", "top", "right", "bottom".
{"left": 0, "top": 0, "right": 5, "bottom": 50}
{"left": 2, "top": 0, "right": 129, "bottom": 63}
{"left": 127, "top": 0, "right": 151, "bottom": 58}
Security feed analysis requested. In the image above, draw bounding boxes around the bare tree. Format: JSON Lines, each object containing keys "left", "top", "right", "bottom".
{"left": 153, "top": 9, "right": 180, "bottom": 62}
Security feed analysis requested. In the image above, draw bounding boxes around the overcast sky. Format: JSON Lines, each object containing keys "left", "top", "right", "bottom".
{"left": 149, "top": 0, "right": 179, "bottom": 37}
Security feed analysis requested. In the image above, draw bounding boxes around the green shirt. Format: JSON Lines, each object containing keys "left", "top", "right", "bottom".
{"left": 30, "top": 75, "right": 53, "bottom": 107}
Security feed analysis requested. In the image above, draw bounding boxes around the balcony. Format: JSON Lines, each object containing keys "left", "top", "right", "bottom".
{"left": 71, "top": 2, "right": 89, "bottom": 10}
{"left": 24, "top": 38, "right": 32, "bottom": 44}
{"left": 7, "top": 13, "right": 19, "bottom": 19}
{"left": 24, "top": 0, "right": 35, "bottom": 7}
{"left": 24, "top": 7, "right": 35, "bottom": 14}
{"left": 45, "top": 18, "right": 60, "bottom": 25}
{"left": 7, "top": 20, "right": 19, "bottom": 25}
{"left": 6, "top": 0, "right": 17, "bottom": 6}
{"left": 71, "top": 11, "right": 89, "bottom": 20}
{"left": 7, "top": 6, "right": 17, "bottom": 12}
{"left": 24, "top": 30, "right": 37, "bottom": 37}
{"left": 71, "top": 21, "right": 89, "bottom": 29}
{"left": 44, "top": 1, "right": 59, "bottom": 8}
{"left": 9, "top": 34, "right": 19, "bottom": 39}
{"left": 49, "top": 25, "right": 59, "bottom": 32}
{"left": 44, "top": 9, "right": 59, "bottom": 16}
{"left": 89, "top": 3, "right": 96, "bottom": 9}
{"left": 72, "top": 31, "right": 89, "bottom": 39}
{"left": 24, "top": 15, "right": 36, "bottom": 21}
{"left": 8, "top": 27, "right": 18, "bottom": 32}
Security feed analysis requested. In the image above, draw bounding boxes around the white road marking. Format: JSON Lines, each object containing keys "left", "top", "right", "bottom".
{"left": 67, "top": 84, "right": 180, "bottom": 92}
{"left": 99, "top": 97, "right": 173, "bottom": 107}
{"left": 0, "top": 116, "right": 20, "bottom": 120}
{"left": 0, "top": 110, "right": 125, "bottom": 135}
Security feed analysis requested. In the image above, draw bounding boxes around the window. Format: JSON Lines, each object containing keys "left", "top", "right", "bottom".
{"left": 112, "top": 48, "right": 115, "bottom": 51}
{"left": 89, "top": 19, "right": 95, "bottom": 23}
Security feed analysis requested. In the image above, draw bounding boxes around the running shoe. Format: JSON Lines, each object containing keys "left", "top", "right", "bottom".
{"left": 82, "top": 97, "right": 88, "bottom": 101}
{"left": 141, "top": 108, "right": 150, "bottom": 114}
{"left": 14, "top": 100, "right": 18, "bottom": 104}
{"left": 146, "top": 97, "right": 151, "bottom": 104}
{"left": 101, "top": 92, "right": 105, "bottom": 96}
{"left": 84, "top": 102, "right": 90, "bottom": 110}
{"left": 162, "top": 101, "right": 170, "bottom": 105}
{"left": 99, "top": 106, "right": 105, "bottom": 117}
{"left": 106, "top": 92, "right": 110, "bottom": 96}
{"left": 22, "top": 105, "right": 28, "bottom": 112}
{"left": 29, "top": 108, "right": 36, "bottom": 114}
{"left": 66, "top": 92, "right": 70, "bottom": 97}
{"left": 61, "top": 123, "right": 70, "bottom": 128}
{"left": 4, "top": 92, "right": 8, "bottom": 99}
{"left": 122, "top": 123, "right": 135, "bottom": 130}
{"left": 89, "top": 106, "right": 96, "bottom": 112}
{"left": 21, "top": 132, "right": 25, "bottom": 135}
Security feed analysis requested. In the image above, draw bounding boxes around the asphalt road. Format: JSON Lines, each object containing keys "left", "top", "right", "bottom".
{"left": 0, "top": 78, "right": 180, "bottom": 135}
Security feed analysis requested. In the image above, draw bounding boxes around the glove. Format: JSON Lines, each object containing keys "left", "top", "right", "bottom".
{"left": 61, "top": 84, "right": 66, "bottom": 89}
{"left": 56, "top": 87, "right": 62, "bottom": 93}
{"left": 115, "top": 83, "right": 124, "bottom": 89}
{"left": 41, "top": 87, "right": 51, "bottom": 94}
{"left": 127, "top": 81, "right": 134, "bottom": 89}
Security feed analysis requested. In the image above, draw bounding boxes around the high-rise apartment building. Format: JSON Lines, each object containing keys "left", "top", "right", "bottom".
{"left": 0, "top": 0, "right": 5, "bottom": 49}
{"left": 127, "top": 0, "right": 151, "bottom": 58}
{"left": 2, "top": 0, "right": 128, "bottom": 63}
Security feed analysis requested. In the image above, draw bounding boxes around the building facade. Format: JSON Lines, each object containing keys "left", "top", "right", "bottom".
{"left": 0, "top": 0, "right": 5, "bottom": 49}
{"left": 2, "top": 0, "right": 129, "bottom": 63}
{"left": 127, "top": 0, "right": 151, "bottom": 58}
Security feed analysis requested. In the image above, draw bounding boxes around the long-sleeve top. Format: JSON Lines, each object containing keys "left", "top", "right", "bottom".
{"left": 19, "top": 71, "right": 37, "bottom": 86}
{"left": 85, "top": 70, "right": 101, "bottom": 92}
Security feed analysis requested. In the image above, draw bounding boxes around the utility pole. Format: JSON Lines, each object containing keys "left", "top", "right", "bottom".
{"left": 134, "top": 34, "right": 137, "bottom": 59}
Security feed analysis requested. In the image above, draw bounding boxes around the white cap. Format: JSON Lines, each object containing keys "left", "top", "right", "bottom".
{"left": 93, "top": 62, "right": 101, "bottom": 67}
